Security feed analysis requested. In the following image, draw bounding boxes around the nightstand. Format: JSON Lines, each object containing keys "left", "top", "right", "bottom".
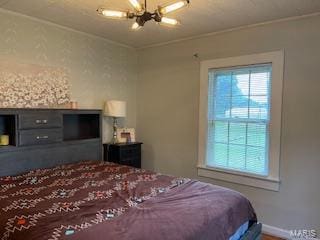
{"left": 103, "top": 142, "right": 142, "bottom": 168}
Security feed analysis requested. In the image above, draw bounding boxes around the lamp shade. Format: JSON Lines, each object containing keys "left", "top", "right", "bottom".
{"left": 104, "top": 100, "right": 126, "bottom": 117}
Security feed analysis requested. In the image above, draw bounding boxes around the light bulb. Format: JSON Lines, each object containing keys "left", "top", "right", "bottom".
{"left": 132, "top": 22, "right": 141, "bottom": 30}
{"left": 161, "top": 17, "right": 179, "bottom": 25}
{"left": 100, "top": 9, "right": 128, "bottom": 18}
{"left": 159, "top": 1, "right": 189, "bottom": 15}
{"left": 129, "top": 0, "right": 143, "bottom": 12}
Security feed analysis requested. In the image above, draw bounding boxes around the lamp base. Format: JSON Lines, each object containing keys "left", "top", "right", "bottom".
{"left": 111, "top": 117, "right": 118, "bottom": 144}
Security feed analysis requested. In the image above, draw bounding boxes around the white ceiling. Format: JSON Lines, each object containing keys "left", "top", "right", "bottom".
{"left": 1, "top": 0, "right": 320, "bottom": 48}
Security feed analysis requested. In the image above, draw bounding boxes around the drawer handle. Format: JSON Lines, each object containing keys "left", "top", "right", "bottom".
{"left": 35, "top": 119, "right": 48, "bottom": 124}
{"left": 36, "top": 135, "right": 49, "bottom": 140}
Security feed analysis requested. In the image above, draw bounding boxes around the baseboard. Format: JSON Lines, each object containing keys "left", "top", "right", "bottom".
{"left": 262, "top": 224, "right": 291, "bottom": 239}
{"left": 262, "top": 224, "right": 319, "bottom": 240}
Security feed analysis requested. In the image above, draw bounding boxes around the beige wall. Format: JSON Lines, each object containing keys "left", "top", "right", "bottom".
{"left": 0, "top": 9, "right": 138, "bottom": 142}
{"left": 137, "top": 15, "right": 320, "bottom": 232}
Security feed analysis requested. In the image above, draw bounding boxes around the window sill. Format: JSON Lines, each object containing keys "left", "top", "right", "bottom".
{"left": 197, "top": 165, "right": 280, "bottom": 191}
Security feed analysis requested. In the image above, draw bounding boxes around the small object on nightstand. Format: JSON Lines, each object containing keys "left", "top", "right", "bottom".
{"left": 103, "top": 142, "right": 142, "bottom": 168}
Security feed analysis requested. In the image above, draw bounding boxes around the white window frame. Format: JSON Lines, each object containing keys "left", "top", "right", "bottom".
{"left": 198, "top": 51, "right": 284, "bottom": 191}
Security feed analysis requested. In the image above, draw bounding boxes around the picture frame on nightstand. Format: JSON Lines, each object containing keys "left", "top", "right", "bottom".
{"left": 116, "top": 128, "right": 136, "bottom": 143}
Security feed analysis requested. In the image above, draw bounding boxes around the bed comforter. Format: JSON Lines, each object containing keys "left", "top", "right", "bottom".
{"left": 0, "top": 161, "right": 256, "bottom": 240}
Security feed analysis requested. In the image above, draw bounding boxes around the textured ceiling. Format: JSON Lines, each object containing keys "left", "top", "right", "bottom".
{"left": 1, "top": 0, "right": 320, "bottom": 48}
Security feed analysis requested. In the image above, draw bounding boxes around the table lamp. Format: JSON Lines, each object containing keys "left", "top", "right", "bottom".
{"left": 104, "top": 100, "right": 126, "bottom": 143}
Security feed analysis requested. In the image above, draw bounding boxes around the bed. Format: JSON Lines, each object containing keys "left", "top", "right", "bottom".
{"left": 0, "top": 160, "right": 261, "bottom": 240}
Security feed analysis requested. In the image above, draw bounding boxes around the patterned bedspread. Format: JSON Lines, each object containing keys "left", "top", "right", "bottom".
{"left": 0, "top": 161, "right": 256, "bottom": 240}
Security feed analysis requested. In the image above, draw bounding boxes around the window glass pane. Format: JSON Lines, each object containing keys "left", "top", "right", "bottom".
{"left": 206, "top": 141, "right": 215, "bottom": 165}
{"left": 215, "top": 73, "right": 232, "bottom": 96}
{"left": 230, "top": 71, "right": 249, "bottom": 119}
{"left": 209, "top": 143, "right": 228, "bottom": 167}
{"left": 231, "top": 95, "right": 248, "bottom": 118}
{"left": 215, "top": 96, "right": 231, "bottom": 119}
{"left": 207, "top": 121, "right": 215, "bottom": 147}
{"left": 228, "top": 145, "right": 246, "bottom": 170}
{"left": 249, "top": 96, "right": 269, "bottom": 120}
{"left": 232, "top": 70, "right": 250, "bottom": 96}
{"left": 211, "top": 73, "right": 232, "bottom": 119}
{"left": 250, "top": 69, "right": 270, "bottom": 96}
{"left": 208, "top": 72, "right": 215, "bottom": 120}
{"left": 247, "top": 123, "right": 266, "bottom": 147}
{"left": 229, "top": 122, "right": 246, "bottom": 145}
{"left": 246, "top": 146, "right": 266, "bottom": 175}
{"left": 214, "top": 121, "right": 228, "bottom": 143}
{"left": 249, "top": 67, "right": 270, "bottom": 120}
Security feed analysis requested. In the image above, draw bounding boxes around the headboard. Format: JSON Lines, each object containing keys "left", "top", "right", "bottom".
{"left": 0, "top": 109, "right": 102, "bottom": 177}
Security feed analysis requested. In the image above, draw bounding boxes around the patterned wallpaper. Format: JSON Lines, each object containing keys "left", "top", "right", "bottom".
{"left": 0, "top": 9, "right": 138, "bottom": 142}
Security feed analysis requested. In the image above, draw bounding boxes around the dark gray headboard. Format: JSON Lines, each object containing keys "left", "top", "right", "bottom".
{"left": 0, "top": 109, "right": 102, "bottom": 177}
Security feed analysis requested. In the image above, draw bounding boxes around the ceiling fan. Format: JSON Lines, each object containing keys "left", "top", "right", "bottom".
{"left": 97, "top": 0, "right": 190, "bottom": 30}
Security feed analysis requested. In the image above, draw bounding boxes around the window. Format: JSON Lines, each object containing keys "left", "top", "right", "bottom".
{"left": 198, "top": 51, "right": 284, "bottom": 191}
{"left": 208, "top": 64, "right": 271, "bottom": 176}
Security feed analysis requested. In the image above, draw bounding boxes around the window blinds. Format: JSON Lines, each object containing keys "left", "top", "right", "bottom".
{"left": 207, "top": 64, "right": 272, "bottom": 176}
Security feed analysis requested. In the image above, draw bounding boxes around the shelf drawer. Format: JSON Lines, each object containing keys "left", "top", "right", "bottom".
{"left": 19, "top": 112, "right": 62, "bottom": 129}
{"left": 19, "top": 129, "right": 62, "bottom": 146}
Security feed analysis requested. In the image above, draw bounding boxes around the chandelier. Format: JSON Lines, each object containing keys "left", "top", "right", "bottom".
{"left": 97, "top": 0, "right": 190, "bottom": 30}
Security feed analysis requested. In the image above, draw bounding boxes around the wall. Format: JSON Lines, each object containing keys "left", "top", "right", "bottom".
{"left": 1, "top": 6, "right": 319, "bottom": 234}
{"left": 0, "top": 9, "right": 138, "bottom": 142}
{"left": 137, "top": 15, "right": 320, "bottom": 232}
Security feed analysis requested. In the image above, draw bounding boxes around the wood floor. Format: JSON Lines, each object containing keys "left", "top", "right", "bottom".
{"left": 262, "top": 234, "right": 284, "bottom": 240}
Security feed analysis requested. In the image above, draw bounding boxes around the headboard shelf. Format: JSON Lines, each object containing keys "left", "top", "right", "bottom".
{"left": 0, "top": 108, "right": 102, "bottom": 177}
{"left": 63, "top": 114, "right": 100, "bottom": 141}
{"left": 0, "top": 114, "right": 17, "bottom": 147}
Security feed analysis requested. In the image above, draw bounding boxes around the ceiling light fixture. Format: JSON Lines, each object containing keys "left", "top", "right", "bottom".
{"left": 97, "top": 0, "right": 190, "bottom": 29}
